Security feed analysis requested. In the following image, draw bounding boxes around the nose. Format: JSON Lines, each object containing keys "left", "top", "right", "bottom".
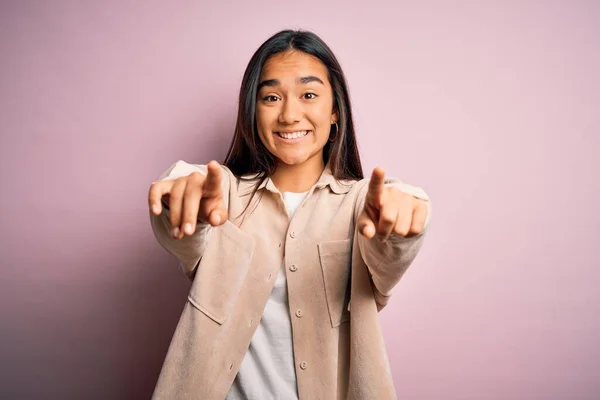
{"left": 278, "top": 97, "right": 302, "bottom": 124}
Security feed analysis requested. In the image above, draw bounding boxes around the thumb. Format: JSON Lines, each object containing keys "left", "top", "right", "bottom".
{"left": 207, "top": 202, "right": 228, "bottom": 227}
{"left": 357, "top": 210, "right": 376, "bottom": 239}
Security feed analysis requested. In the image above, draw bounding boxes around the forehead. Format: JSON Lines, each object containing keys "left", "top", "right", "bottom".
{"left": 260, "top": 50, "right": 329, "bottom": 83}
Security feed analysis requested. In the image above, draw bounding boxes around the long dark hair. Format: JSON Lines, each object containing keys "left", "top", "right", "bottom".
{"left": 224, "top": 30, "right": 364, "bottom": 185}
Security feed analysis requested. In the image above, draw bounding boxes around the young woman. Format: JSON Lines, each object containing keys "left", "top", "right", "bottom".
{"left": 148, "top": 30, "right": 430, "bottom": 400}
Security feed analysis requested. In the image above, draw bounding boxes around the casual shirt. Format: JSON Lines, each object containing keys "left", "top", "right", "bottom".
{"left": 150, "top": 160, "right": 431, "bottom": 399}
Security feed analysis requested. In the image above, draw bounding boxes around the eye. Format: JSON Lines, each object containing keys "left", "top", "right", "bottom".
{"left": 262, "top": 95, "right": 280, "bottom": 102}
{"left": 303, "top": 92, "right": 318, "bottom": 100}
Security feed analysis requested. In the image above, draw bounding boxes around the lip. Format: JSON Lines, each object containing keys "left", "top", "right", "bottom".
{"left": 273, "top": 130, "right": 311, "bottom": 143}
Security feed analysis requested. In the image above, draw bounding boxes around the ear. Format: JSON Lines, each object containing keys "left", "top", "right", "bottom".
{"left": 330, "top": 108, "right": 339, "bottom": 124}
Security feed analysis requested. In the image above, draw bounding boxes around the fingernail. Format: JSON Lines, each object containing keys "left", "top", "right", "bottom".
{"left": 184, "top": 223, "right": 193, "bottom": 235}
{"left": 152, "top": 204, "right": 160, "bottom": 215}
{"left": 214, "top": 215, "right": 221, "bottom": 225}
{"left": 172, "top": 227, "right": 180, "bottom": 238}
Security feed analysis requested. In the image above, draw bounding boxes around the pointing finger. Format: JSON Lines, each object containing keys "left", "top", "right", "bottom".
{"left": 367, "top": 167, "right": 385, "bottom": 208}
{"left": 203, "top": 161, "right": 222, "bottom": 198}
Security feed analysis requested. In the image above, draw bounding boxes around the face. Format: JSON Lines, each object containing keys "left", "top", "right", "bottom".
{"left": 255, "top": 50, "right": 338, "bottom": 168}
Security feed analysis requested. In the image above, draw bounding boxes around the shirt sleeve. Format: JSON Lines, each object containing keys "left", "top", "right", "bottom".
{"left": 354, "top": 178, "right": 431, "bottom": 310}
{"left": 149, "top": 160, "right": 216, "bottom": 280}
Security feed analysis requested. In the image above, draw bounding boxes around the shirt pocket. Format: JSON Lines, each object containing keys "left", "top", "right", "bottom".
{"left": 318, "top": 238, "right": 352, "bottom": 328}
{"left": 187, "top": 221, "right": 255, "bottom": 325}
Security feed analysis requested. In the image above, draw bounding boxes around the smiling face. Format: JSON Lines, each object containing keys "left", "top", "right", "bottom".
{"left": 255, "top": 50, "right": 338, "bottom": 170}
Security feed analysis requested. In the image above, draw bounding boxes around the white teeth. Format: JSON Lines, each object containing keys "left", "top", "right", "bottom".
{"left": 277, "top": 130, "right": 308, "bottom": 139}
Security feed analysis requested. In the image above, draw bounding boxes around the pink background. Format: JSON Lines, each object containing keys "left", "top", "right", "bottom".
{"left": 1, "top": 1, "right": 598, "bottom": 398}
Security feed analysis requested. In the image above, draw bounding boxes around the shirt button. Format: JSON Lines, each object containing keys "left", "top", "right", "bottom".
{"left": 289, "top": 264, "right": 298, "bottom": 272}
{"left": 300, "top": 361, "right": 307, "bottom": 370}
{"left": 295, "top": 309, "right": 303, "bottom": 318}
{"left": 290, "top": 231, "right": 296, "bottom": 238}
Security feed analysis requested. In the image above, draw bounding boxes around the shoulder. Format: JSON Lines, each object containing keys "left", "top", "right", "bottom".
{"left": 157, "top": 160, "right": 206, "bottom": 180}
{"left": 156, "top": 160, "right": 236, "bottom": 201}
{"left": 158, "top": 160, "right": 236, "bottom": 182}
{"left": 344, "top": 174, "right": 429, "bottom": 202}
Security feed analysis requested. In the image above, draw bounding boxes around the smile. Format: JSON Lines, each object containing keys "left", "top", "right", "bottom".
{"left": 275, "top": 130, "right": 310, "bottom": 140}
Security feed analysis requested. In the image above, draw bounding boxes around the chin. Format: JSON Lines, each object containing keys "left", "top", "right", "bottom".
{"left": 277, "top": 156, "right": 310, "bottom": 166}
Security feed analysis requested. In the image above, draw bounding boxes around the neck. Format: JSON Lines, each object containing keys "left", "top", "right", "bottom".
{"left": 271, "top": 154, "right": 325, "bottom": 193}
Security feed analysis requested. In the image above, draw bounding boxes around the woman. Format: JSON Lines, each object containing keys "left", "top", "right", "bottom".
{"left": 148, "top": 29, "right": 430, "bottom": 400}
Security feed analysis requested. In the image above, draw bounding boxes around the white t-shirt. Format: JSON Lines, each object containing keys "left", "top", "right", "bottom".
{"left": 226, "top": 191, "right": 307, "bottom": 400}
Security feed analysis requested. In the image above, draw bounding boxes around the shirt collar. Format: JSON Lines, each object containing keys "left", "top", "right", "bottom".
{"left": 238, "top": 166, "right": 353, "bottom": 196}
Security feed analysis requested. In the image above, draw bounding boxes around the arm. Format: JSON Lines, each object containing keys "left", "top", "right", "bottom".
{"left": 355, "top": 176, "right": 431, "bottom": 310}
{"left": 149, "top": 160, "right": 229, "bottom": 280}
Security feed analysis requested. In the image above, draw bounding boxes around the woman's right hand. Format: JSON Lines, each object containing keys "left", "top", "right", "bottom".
{"left": 148, "top": 161, "right": 227, "bottom": 240}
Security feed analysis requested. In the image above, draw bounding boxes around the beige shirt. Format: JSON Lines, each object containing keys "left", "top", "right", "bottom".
{"left": 150, "top": 160, "right": 431, "bottom": 400}
{"left": 227, "top": 191, "right": 307, "bottom": 399}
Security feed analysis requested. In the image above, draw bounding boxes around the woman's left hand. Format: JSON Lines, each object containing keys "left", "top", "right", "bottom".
{"left": 358, "top": 167, "right": 428, "bottom": 241}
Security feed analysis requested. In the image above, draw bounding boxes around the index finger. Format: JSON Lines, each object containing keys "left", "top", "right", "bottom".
{"left": 202, "top": 160, "right": 222, "bottom": 198}
{"left": 367, "top": 167, "right": 385, "bottom": 206}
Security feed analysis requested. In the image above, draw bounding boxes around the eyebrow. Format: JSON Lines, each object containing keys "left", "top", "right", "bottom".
{"left": 257, "top": 76, "right": 325, "bottom": 90}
